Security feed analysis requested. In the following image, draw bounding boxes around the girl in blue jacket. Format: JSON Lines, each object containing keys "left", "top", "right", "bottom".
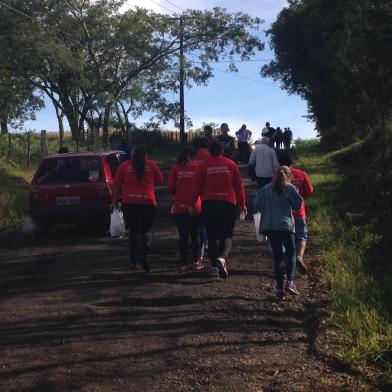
{"left": 254, "top": 166, "right": 303, "bottom": 301}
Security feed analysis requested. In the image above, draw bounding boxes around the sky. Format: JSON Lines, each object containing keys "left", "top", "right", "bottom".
{"left": 25, "top": 0, "right": 317, "bottom": 140}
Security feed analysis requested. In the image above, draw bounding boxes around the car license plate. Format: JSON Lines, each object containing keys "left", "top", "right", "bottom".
{"left": 56, "top": 196, "right": 81, "bottom": 206}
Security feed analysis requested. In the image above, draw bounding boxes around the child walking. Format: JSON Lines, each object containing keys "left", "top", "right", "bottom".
{"left": 254, "top": 166, "right": 303, "bottom": 300}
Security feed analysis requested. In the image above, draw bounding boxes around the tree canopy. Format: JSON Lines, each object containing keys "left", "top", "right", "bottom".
{"left": 262, "top": 0, "right": 392, "bottom": 146}
{"left": 0, "top": 0, "right": 264, "bottom": 141}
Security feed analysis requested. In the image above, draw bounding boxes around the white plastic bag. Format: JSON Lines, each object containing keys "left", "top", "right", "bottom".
{"left": 110, "top": 208, "right": 125, "bottom": 237}
{"left": 253, "top": 212, "right": 266, "bottom": 242}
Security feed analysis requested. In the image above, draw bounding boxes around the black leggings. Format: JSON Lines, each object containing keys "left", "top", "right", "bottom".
{"left": 174, "top": 214, "right": 203, "bottom": 266}
{"left": 122, "top": 204, "right": 157, "bottom": 265}
{"left": 202, "top": 200, "right": 236, "bottom": 265}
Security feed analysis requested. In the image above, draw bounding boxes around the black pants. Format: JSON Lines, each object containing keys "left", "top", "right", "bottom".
{"left": 174, "top": 214, "right": 202, "bottom": 266}
{"left": 238, "top": 142, "right": 249, "bottom": 163}
{"left": 256, "top": 176, "right": 272, "bottom": 189}
{"left": 202, "top": 200, "right": 236, "bottom": 265}
{"left": 122, "top": 204, "right": 157, "bottom": 265}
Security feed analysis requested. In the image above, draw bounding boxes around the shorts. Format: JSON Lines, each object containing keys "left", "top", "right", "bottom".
{"left": 294, "top": 217, "right": 308, "bottom": 243}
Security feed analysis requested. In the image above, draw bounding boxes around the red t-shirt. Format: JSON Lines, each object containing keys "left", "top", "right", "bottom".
{"left": 290, "top": 167, "right": 314, "bottom": 218}
{"left": 114, "top": 159, "right": 163, "bottom": 205}
{"left": 193, "top": 155, "right": 246, "bottom": 207}
{"left": 167, "top": 162, "right": 202, "bottom": 215}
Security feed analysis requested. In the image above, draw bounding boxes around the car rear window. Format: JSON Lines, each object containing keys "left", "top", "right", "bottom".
{"left": 36, "top": 157, "right": 103, "bottom": 185}
{"left": 107, "top": 153, "right": 128, "bottom": 175}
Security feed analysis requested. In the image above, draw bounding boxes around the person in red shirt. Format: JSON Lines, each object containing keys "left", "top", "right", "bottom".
{"left": 191, "top": 136, "right": 212, "bottom": 272}
{"left": 113, "top": 145, "right": 163, "bottom": 272}
{"left": 192, "top": 140, "right": 247, "bottom": 279}
{"left": 278, "top": 150, "right": 314, "bottom": 274}
{"left": 167, "top": 147, "right": 204, "bottom": 273}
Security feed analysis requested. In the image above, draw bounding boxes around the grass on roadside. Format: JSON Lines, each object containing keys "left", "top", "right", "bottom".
{"left": 0, "top": 159, "right": 34, "bottom": 231}
{"left": 296, "top": 140, "right": 392, "bottom": 366}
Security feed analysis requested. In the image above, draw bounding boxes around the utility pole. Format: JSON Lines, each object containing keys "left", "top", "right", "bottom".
{"left": 179, "top": 16, "right": 186, "bottom": 145}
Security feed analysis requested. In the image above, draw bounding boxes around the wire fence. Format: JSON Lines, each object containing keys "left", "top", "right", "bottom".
{"left": 0, "top": 129, "right": 202, "bottom": 169}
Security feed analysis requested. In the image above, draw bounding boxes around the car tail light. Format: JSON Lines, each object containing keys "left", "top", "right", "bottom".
{"left": 29, "top": 188, "right": 42, "bottom": 206}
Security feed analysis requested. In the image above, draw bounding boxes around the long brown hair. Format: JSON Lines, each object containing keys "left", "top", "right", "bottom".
{"left": 132, "top": 145, "right": 146, "bottom": 181}
{"left": 273, "top": 166, "right": 292, "bottom": 194}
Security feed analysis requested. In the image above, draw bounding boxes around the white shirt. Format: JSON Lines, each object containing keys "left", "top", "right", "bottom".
{"left": 248, "top": 143, "right": 280, "bottom": 178}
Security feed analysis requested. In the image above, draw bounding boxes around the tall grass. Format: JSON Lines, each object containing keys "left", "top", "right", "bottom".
{"left": 0, "top": 159, "right": 33, "bottom": 231}
{"left": 296, "top": 140, "right": 392, "bottom": 365}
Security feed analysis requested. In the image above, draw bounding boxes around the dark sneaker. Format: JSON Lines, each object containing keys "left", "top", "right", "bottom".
{"left": 286, "top": 280, "right": 300, "bottom": 295}
{"left": 141, "top": 261, "right": 150, "bottom": 273}
{"left": 274, "top": 290, "right": 286, "bottom": 301}
{"left": 216, "top": 257, "right": 228, "bottom": 279}
{"left": 296, "top": 256, "right": 308, "bottom": 275}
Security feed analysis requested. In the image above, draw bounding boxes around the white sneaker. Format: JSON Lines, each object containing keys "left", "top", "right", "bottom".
{"left": 216, "top": 257, "right": 228, "bottom": 279}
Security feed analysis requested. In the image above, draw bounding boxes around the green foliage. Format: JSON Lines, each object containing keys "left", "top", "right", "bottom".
{"left": 263, "top": 0, "right": 392, "bottom": 147}
{"left": 296, "top": 139, "right": 392, "bottom": 365}
{"left": 0, "top": 159, "right": 32, "bottom": 231}
{"left": 0, "top": 1, "right": 264, "bottom": 140}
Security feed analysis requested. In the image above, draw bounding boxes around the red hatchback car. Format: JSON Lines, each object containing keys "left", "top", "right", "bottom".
{"left": 28, "top": 151, "right": 127, "bottom": 231}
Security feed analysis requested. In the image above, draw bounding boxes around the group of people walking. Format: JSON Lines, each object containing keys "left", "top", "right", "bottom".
{"left": 112, "top": 122, "right": 313, "bottom": 301}
{"left": 201, "top": 122, "right": 294, "bottom": 165}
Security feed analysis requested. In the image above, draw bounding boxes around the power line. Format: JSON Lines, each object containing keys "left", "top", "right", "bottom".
{"left": 162, "top": 0, "right": 185, "bottom": 12}
{"left": 147, "top": 0, "right": 177, "bottom": 14}
{"left": 191, "top": 59, "right": 271, "bottom": 64}
{"left": 0, "top": 0, "right": 47, "bottom": 27}
{"left": 211, "top": 66, "right": 275, "bottom": 86}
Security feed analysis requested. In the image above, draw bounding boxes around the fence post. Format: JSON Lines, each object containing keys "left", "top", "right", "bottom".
{"left": 40, "top": 129, "right": 47, "bottom": 157}
{"left": 93, "top": 127, "right": 99, "bottom": 151}
{"left": 8, "top": 133, "right": 11, "bottom": 161}
{"left": 27, "top": 131, "right": 31, "bottom": 168}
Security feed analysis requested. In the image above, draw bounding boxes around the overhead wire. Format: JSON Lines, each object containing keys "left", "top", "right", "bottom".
{"left": 1, "top": 0, "right": 273, "bottom": 86}
{"left": 161, "top": 0, "right": 185, "bottom": 12}
{"left": 147, "top": 0, "right": 177, "bottom": 14}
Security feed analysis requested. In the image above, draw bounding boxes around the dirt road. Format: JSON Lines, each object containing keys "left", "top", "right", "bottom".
{"left": 0, "top": 178, "right": 374, "bottom": 391}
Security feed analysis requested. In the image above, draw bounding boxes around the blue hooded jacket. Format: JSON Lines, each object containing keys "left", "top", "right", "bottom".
{"left": 253, "top": 182, "right": 303, "bottom": 234}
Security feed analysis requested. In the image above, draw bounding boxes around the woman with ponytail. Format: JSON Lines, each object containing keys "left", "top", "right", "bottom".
{"left": 254, "top": 166, "right": 303, "bottom": 301}
{"left": 167, "top": 147, "right": 204, "bottom": 273}
{"left": 113, "top": 145, "right": 163, "bottom": 272}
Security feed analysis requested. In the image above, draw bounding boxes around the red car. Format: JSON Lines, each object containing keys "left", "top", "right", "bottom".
{"left": 28, "top": 151, "right": 127, "bottom": 232}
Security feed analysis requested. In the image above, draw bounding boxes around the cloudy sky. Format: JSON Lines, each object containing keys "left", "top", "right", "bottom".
{"left": 26, "top": 0, "right": 317, "bottom": 140}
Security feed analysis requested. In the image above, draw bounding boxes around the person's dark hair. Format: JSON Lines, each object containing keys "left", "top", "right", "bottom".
{"left": 58, "top": 146, "right": 69, "bottom": 154}
{"left": 277, "top": 150, "right": 293, "bottom": 167}
{"left": 273, "top": 166, "right": 292, "bottom": 194}
{"left": 192, "top": 136, "right": 200, "bottom": 150}
{"left": 132, "top": 145, "right": 146, "bottom": 181}
{"left": 204, "top": 125, "right": 213, "bottom": 134}
{"left": 209, "top": 140, "right": 223, "bottom": 157}
{"left": 266, "top": 122, "right": 270, "bottom": 127}
{"left": 198, "top": 136, "right": 209, "bottom": 149}
{"left": 176, "top": 147, "right": 196, "bottom": 165}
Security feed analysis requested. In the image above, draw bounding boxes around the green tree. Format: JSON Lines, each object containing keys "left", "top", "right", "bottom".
{"left": 1, "top": 1, "right": 264, "bottom": 143}
{"left": 262, "top": 0, "right": 392, "bottom": 146}
{"left": 0, "top": 70, "right": 43, "bottom": 134}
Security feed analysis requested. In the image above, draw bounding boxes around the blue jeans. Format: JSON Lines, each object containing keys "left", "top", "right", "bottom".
{"left": 266, "top": 231, "right": 296, "bottom": 290}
